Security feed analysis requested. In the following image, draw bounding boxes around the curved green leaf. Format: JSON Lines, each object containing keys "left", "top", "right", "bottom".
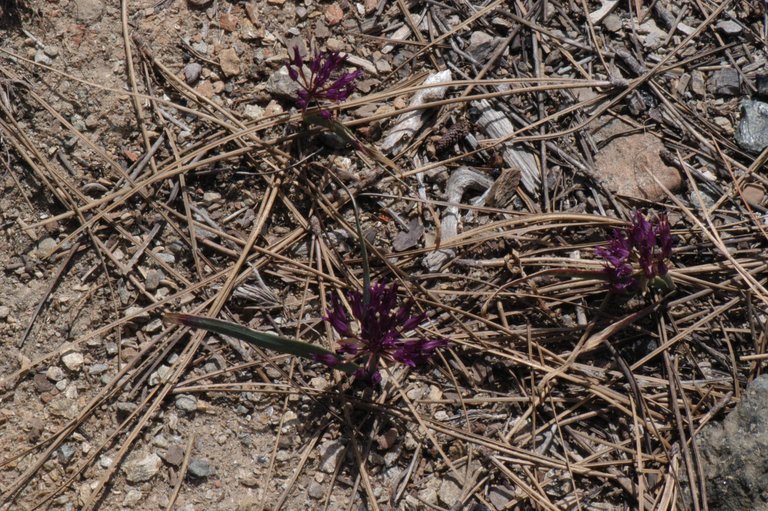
{"left": 165, "top": 313, "right": 358, "bottom": 374}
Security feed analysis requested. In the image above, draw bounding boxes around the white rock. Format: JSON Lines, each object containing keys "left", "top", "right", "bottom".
{"left": 123, "top": 453, "right": 162, "bottom": 483}
{"left": 243, "top": 104, "right": 264, "bottom": 120}
{"left": 61, "top": 352, "right": 84, "bottom": 371}
{"left": 46, "top": 366, "right": 66, "bottom": 381}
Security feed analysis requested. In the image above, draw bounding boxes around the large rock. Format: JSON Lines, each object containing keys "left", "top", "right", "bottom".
{"left": 698, "top": 375, "right": 768, "bottom": 510}
{"left": 593, "top": 120, "right": 681, "bottom": 201}
{"left": 735, "top": 99, "right": 768, "bottom": 154}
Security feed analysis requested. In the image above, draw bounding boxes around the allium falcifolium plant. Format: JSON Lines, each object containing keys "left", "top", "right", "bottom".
{"left": 165, "top": 281, "right": 447, "bottom": 387}
{"left": 320, "top": 281, "right": 447, "bottom": 385}
{"left": 595, "top": 210, "right": 675, "bottom": 293}
{"left": 285, "top": 46, "right": 363, "bottom": 119}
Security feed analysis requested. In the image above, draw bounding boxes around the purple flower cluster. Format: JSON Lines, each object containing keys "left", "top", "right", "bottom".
{"left": 286, "top": 47, "right": 363, "bottom": 118}
{"left": 320, "top": 281, "right": 447, "bottom": 384}
{"left": 595, "top": 211, "right": 674, "bottom": 293}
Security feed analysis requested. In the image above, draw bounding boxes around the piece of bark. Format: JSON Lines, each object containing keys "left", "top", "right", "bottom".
{"left": 380, "top": 70, "right": 452, "bottom": 154}
{"left": 423, "top": 167, "right": 493, "bottom": 271}
{"left": 470, "top": 99, "right": 540, "bottom": 195}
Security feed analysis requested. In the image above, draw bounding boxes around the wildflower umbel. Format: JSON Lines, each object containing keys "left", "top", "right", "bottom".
{"left": 320, "top": 281, "right": 447, "bottom": 384}
{"left": 595, "top": 211, "right": 674, "bottom": 293}
{"left": 286, "top": 47, "right": 363, "bottom": 118}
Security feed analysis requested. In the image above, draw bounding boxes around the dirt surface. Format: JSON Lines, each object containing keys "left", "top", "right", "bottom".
{"left": 1, "top": 0, "right": 768, "bottom": 510}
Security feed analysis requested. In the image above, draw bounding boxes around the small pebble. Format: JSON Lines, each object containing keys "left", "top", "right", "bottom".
{"left": 324, "top": 2, "right": 343, "bottom": 25}
{"left": 122, "top": 489, "right": 143, "bottom": 508}
{"left": 84, "top": 114, "right": 99, "bottom": 130}
{"left": 219, "top": 48, "right": 241, "bottom": 77}
{"left": 123, "top": 453, "right": 163, "bottom": 483}
{"left": 319, "top": 440, "right": 345, "bottom": 473}
{"left": 243, "top": 104, "right": 264, "bottom": 120}
{"left": 145, "top": 269, "right": 163, "bottom": 291}
{"left": 144, "top": 319, "right": 163, "bottom": 333}
{"left": 88, "top": 363, "right": 109, "bottom": 376}
{"left": 175, "top": 394, "right": 198, "bottom": 413}
{"left": 219, "top": 13, "right": 238, "bottom": 32}
{"left": 184, "top": 63, "right": 202, "bottom": 85}
{"left": 34, "top": 373, "right": 54, "bottom": 393}
{"left": 160, "top": 445, "right": 184, "bottom": 466}
{"left": 308, "top": 481, "right": 324, "bottom": 499}
{"left": 716, "top": 19, "right": 742, "bottom": 35}
{"left": 602, "top": 14, "right": 622, "bottom": 32}
{"left": 188, "top": 458, "right": 212, "bottom": 478}
{"left": 34, "top": 49, "right": 53, "bottom": 66}
{"left": 61, "top": 352, "right": 84, "bottom": 372}
{"left": 56, "top": 443, "right": 77, "bottom": 464}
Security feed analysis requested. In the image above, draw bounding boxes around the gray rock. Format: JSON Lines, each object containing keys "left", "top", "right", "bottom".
{"left": 308, "top": 481, "right": 324, "bottom": 499}
{"left": 144, "top": 269, "right": 163, "bottom": 291}
{"left": 88, "top": 363, "right": 109, "bottom": 376}
{"left": 716, "top": 20, "right": 742, "bottom": 35}
{"left": 265, "top": 68, "right": 301, "bottom": 99}
{"left": 488, "top": 485, "right": 515, "bottom": 509}
{"left": 84, "top": 114, "right": 99, "bottom": 130}
{"left": 34, "top": 49, "right": 53, "bottom": 66}
{"left": 417, "top": 477, "right": 441, "bottom": 506}
{"left": 56, "top": 443, "right": 77, "bottom": 464}
{"left": 188, "top": 458, "right": 212, "bottom": 478}
{"left": 319, "top": 440, "right": 345, "bottom": 473}
{"left": 736, "top": 99, "right": 768, "bottom": 153}
{"left": 602, "top": 14, "right": 622, "bottom": 32}
{"left": 192, "top": 41, "right": 208, "bottom": 54}
{"left": 708, "top": 68, "right": 740, "bottom": 96}
{"left": 99, "top": 455, "right": 113, "bottom": 468}
{"left": 152, "top": 434, "right": 169, "bottom": 449}
{"left": 698, "top": 374, "right": 768, "bottom": 511}
{"left": 144, "top": 319, "right": 163, "bottom": 333}
{"left": 61, "top": 352, "right": 84, "bottom": 372}
{"left": 184, "top": 63, "right": 202, "bottom": 85}
{"left": 691, "top": 70, "right": 706, "bottom": 96}
{"left": 175, "top": 394, "right": 198, "bottom": 413}
{"left": 149, "top": 365, "right": 173, "bottom": 386}
{"left": 32, "top": 237, "right": 57, "bottom": 258}
{"left": 757, "top": 74, "right": 768, "bottom": 100}
{"left": 46, "top": 366, "right": 65, "bottom": 382}
{"left": 392, "top": 218, "right": 424, "bottom": 252}
{"left": 123, "top": 453, "right": 162, "bottom": 483}
{"left": 115, "top": 401, "right": 138, "bottom": 421}
{"left": 0, "top": 305, "right": 10, "bottom": 319}
{"left": 122, "top": 488, "right": 143, "bottom": 508}
{"left": 467, "top": 31, "right": 499, "bottom": 61}
{"left": 438, "top": 477, "right": 462, "bottom": 506}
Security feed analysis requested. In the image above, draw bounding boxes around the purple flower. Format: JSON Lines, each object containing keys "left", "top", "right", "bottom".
{"left": 286, "top": 46, "right": 363, "bottom": 117}
{"left": 322, "top": 281, "right": 447, "bottom": 383}
{"left": 596, "top": 211, "right": 675, "bottom": 293}
{"left": 312, "top": 353, "right": 341, "bottom": 367}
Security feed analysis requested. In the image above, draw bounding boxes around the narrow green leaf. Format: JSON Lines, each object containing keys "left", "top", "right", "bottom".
{"left": 165, "top": 313, "right": 358, "bottom": 374}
